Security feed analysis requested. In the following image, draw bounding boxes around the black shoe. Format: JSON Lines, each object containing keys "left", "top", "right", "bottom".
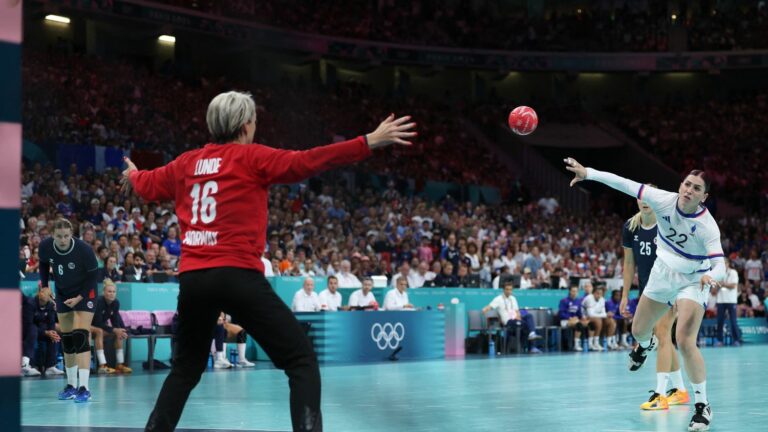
{"left": 688, "top": 402, "right": 712, "bottom": 431}
{"left": 628, "top": 335, "right": 657, "bottom": 371}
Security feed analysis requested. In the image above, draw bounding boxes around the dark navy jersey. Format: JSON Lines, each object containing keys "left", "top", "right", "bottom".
{"left": 622, "top": 220, "right": 658, "bottom": 294}
{"left": 39, "top": 237, "right": 99, "bottom": 300}
{"left": 22, "top": 296, "right": 56, "bottom": 330}
{"left": 92, "top": 296, "right": 125, "bottom": 333}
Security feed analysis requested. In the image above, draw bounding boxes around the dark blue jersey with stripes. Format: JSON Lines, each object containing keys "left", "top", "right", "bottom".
{"left": 622, "top": 220, "right": 657, "bottom": 295}
{"left": 38, "top": 237, "right": 99, "bottom": 300}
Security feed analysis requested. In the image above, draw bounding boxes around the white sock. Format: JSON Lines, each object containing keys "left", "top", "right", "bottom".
{"left": 636, "top": 335, "right": 652, "bottom": 349}
{"left": 621, "top": 333, "right": 629, "bottom": 344}
{"left": 237, "top": 343, "right": 247, "bottom": 362}
{"left": 22, "top": 356, "right": 30, "bottom": 368}
{"left": 116, "top": 349, "right": 125, "bottom": 365}
{"left": 669, "top": 369, "right": 685, "bottom": 391}
{"left": 78, "top": 369, "right": 90, "bottom": 390}
{"left": 96, "top": 350, "right": 107, "bottom": 365}
{"left": 66, "top": 366, "right": 78, "bottom": 387}
{"left": 216, "top": 351, "right": 225, "bottom": 361}
{"left": 656, "top": 372, "right": 669, "bottom": 394}
{"left": 692, "top": 381, "right": 708, "bottom": 404}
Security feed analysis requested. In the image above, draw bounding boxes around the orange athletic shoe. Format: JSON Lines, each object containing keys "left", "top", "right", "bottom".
{"left": 97, "top": 365, "right": 116, "bottom": 374}
{"left": 640, "top": 391, "right": 669, "bottom": 410}
{"left": 666, "top": 388, "right": 690, "bottom": 405}
{"left": 115, "top": 364, "right": 133, "bottom": 374}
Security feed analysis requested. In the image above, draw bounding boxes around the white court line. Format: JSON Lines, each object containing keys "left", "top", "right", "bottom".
{"left": 602, "top": 430, "right": 657, "bottom": 432}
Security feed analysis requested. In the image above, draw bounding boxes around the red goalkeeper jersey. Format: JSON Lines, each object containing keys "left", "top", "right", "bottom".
{"left": 129, "top": 137, "right": 371, "bottom": 274}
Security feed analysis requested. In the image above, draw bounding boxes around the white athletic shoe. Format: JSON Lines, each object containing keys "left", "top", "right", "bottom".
{"left": 44, "top": 367, "right": 65, "bottom": 376}
{"left": 22, "top": 366, "right": 41, "bottom": 377}
{"left": 573, "top": 344, "right": 583, "bottom": 352}
{"left": 237, "top": 359, "right": 256, "bottom": 367}
{"left": 688, "top": 403, "right": 712, "bottom": 431}
{"left": 214, "top": 358, "right": 233, "bottom": 369}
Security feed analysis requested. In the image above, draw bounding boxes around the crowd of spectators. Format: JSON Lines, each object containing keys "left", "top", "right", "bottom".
{"left": 617, "top": 92, "right": 768, "bottom": 211}
{"left": 156, "top": 0, "right": 768, "bottom": 52}
{"left": 23, "top": 50, "right": 517, "bottom": 191}
{"left": 19, "top": 160, "right": 768, "bottom": 306}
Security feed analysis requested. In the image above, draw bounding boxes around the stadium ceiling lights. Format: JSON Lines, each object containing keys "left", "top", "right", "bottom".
{"left": 158, "top": 35, "right": 176, "bottom": 44}
{"left": 45, "top": 15, "right": 71, "bottom": 24}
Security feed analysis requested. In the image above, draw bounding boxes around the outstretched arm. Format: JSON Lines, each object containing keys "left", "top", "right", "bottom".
{"left": 565, "top": 157, "right": 644, "bottom": 198}
{"left": 564, "top": 157, "right": 673, "bottom": 210}
{"left": 254, "top": 114, "right": 417, "bottom": 185}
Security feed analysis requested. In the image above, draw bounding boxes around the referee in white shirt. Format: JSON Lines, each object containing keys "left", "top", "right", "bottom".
{"left": 292, "top": 277, "right": 321, "bottom": 312}
{"left": 383, "top": 277, "right": 414, "bottom": 311}
{"left": 318, "top": 276, "right": 345, "bottom": 311}
{"left": 716, "top": 258, "right": 741, "bottom": 345}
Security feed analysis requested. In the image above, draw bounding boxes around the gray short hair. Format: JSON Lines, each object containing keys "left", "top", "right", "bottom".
{"left": 206, "top": 91, "right": 256, "bottom": 143}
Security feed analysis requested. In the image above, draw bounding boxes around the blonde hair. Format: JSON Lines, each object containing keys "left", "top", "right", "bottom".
{"left": 627, "top": 183, "right": 657, "bottom": 232}
{"left": 103, "top": 278, "right": 116, "bottom": 289}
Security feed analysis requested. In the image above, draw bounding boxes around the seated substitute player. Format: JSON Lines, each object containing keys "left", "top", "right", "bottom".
{"left": 21, "top": 284, "right": 63, "bottom": 376}
{"left": 212, "top": 312, "right": 256, "bottom": 368}
{"left": 558, "top": 285, "right": 589, "bottom": 351}
{"left": 91, "top": 279, "right": 132, "bottom": 374}
{"left": 605, "top": 290, "right": 631, "bottom": 349}
{"left": 39, "top": 218, "right": 99, "bottom": 403}
{"left": 583, "top": 286, "right": 617, "bottom": 350}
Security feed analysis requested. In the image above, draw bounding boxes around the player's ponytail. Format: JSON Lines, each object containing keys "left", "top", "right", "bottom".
{"left": 628, "top": 183, "right": 657, "bottom": 232}
{"left": 627, "top": 212, "right": 642, "bottom": 233}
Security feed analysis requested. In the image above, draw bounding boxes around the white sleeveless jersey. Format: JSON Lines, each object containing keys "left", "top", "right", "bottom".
{"left": 587, "top": 168, "right": 724, "bottom": 274}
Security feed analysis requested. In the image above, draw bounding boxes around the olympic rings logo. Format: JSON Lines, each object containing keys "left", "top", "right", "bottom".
{"left": 370, "top": 322, "right": 405, "bottom": 350}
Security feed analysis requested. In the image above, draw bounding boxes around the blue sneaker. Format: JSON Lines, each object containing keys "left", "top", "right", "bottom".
{"left": 74, "top": 386, "right": 91, "bottom": 403}
{"left": 58, "top": 384, "right": 77, "bottom": 400}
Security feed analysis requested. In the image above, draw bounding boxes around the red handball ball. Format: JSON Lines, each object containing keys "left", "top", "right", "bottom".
{"left": 508, "top": 106, "right": 538, "bottom": 136}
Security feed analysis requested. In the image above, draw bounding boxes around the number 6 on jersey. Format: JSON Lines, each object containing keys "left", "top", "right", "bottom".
{"left": 190, "top": 181, "right": 218, "bottom": 224}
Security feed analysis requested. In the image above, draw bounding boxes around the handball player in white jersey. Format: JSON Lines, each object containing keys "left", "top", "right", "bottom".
{"left": 565, "top": 158, "right": 723, "bottom": 432}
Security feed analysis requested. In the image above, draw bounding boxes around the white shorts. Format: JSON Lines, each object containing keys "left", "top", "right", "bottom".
{"left": 644, "top": 259, "right": 708, "bottom": 308}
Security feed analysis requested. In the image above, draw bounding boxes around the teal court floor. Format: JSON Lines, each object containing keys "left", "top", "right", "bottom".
{"left": 22, "top": 345, "right": 767, "bottom": 432}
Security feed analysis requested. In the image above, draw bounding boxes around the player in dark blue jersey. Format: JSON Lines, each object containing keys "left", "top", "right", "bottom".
{"left": 38, "top": 219, "right": 99, "bottom": 403}
{"left": 620, "top": 189, "right": 690, "bottom": 411}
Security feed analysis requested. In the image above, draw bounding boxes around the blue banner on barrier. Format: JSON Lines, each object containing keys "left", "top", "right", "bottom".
{"left": 295, "top": 311, "right": 445, "bottom": 363}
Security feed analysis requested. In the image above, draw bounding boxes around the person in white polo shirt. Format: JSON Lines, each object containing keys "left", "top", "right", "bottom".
{"left": 349, "top": 277, "right": 378, "bottom": 309}
{"left": 482, "top": 280, "right": 542, "bottom": 354}
{"left": 715, "top": 258, "right": 741, "bottom": 346}
{"left": 318, "top": 275, "right": 345, "bottom": 311}
{"left": 292, "top": 277, "right": 320, "bottom": 312}
{"left": 383, "top": 277, "right": 414, "bottom": 311}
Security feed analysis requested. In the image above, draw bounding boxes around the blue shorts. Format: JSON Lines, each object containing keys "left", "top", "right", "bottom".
{"left": 55, "top": 289, "right": 96, "bottom": 313}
